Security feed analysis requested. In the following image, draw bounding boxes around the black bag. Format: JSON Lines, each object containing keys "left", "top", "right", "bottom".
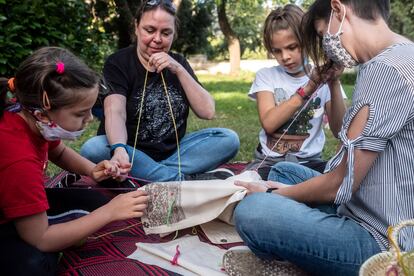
{"left": 45, "top": 171, "right": 140, "bottom": 215}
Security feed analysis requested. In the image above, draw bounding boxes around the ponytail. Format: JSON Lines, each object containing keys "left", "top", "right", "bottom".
{"left": 0, "top": 77, "right": 12, "bottom": 117}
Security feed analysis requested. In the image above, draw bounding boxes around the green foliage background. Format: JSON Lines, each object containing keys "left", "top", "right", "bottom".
{"left": 1, "top": 0, "right": 413, "bottom": 75}
{"left": 0, "top": 0, "right": 114, "bottom": 76}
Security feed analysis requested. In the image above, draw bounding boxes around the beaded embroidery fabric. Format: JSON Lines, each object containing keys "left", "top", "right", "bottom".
{"left": 140, "top": 170, "right": 262, "bottom": 235}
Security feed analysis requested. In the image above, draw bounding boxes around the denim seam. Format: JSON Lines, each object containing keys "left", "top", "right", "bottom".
{"left": 276, "top": 167, "right": 309, "bottom": 183}
{"left": 263, "top": 240, "right": 366, "bottom": 266}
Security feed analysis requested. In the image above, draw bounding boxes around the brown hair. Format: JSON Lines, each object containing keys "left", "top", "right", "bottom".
{"left": 263, "top": 4, "right": 305, "bottom": 55}
{"left": 0, "top": 47, "right": 98, "bottom": 117}
{"left": 135, "top": 0, "right": 179, "bottom": 39}
{"left": 302, "top": 0, "right": 390, "bottom": 72}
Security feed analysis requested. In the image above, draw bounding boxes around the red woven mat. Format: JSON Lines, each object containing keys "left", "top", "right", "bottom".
{"left": 56, "top": 162, "right": 248, "bottom": 276}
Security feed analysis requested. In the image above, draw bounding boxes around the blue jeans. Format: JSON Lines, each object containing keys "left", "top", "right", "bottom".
{"left": 80, "top": 128, "right": 240, "bottom": 182}
{"left": 235, "top": 162, "right": 381, "bottom": 276}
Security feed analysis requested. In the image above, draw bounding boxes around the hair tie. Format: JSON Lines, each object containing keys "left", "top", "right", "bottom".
{"left": 56, "top": 62, "right": 65, "bottom": 74}
{"left": 7, "top": 77, "right": 16, "bottom": 93}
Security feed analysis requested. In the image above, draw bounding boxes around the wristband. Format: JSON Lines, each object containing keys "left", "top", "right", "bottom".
{"left": 296, "top": 86, "right": 310, "bottom": 101}
{"left": 110, "top": 143, "right": 128, "bottom": 157}
{"left": 266, "top": 188, "right": 278, "bottom": 193}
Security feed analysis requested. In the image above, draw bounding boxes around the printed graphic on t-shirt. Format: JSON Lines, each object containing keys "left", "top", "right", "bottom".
{"left": 267, "top": 87, "right": 323, "bottom": 154}
{"left": 133, "top": 81, "right": 186, "bottom": 144}
{"left": 274, "top": 88, "right": 289, "bottom": 104}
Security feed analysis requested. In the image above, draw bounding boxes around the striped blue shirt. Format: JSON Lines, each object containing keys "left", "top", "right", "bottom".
{"left": 326, "top": 42, "right": 414, "bottom": 251}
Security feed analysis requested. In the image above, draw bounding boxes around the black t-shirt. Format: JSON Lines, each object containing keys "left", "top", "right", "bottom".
{"left": 98, "top": 45, "right": 198, "bottom": 161}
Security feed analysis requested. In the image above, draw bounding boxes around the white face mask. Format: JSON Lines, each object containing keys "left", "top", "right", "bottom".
{"left": 35, "top": 120, "right": 85, "bottom": 141}
{"left": 282, "top": 58, "right": 308, "bottom": 75}
{"left": 322, "top": 5, "right": 358, "bottom": 68}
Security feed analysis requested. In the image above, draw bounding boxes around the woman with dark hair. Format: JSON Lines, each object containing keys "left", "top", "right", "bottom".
{"left": 81, "top": 0, "right": 240, "bottom": 182}
{"left": 227, "top": 0, "right": 414, "bottom": 275}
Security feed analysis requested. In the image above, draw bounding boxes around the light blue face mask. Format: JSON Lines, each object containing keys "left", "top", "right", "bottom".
{"left": 283, "top": 58, "right": 308, "bottom": 75}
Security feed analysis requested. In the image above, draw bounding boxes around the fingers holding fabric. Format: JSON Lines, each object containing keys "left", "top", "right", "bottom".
{"left": 105, "top": 190, "right": 149, "bottom": 221}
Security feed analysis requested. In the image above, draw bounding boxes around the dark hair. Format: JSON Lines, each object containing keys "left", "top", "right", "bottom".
{"left": 0, "top": 78, "right": 9, "bottom": 116}
{"left": 135, "top": 0, "right": 179, "bottom": 39}
{"left": 302, "top": 0, "right": 390, "bottom": 72}
{"left": 0, "top": 47, "right": 99, "bottom": 117}
{"left": 263, "top": 4, "right": 305, "bottom": 55}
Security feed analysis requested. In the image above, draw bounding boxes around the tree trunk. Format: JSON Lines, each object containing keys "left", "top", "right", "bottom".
{"left": 217, "top": 0, "right": 240, "bottom": 75}
{"left": 113, "top": 0, "right": 143, "bottom": 49}
{"left": 113, "top": 0, "right": 134, "bottom": 49}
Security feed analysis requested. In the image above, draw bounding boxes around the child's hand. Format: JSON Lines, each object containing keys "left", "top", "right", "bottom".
{"left": 310, "top": 61, "right": 344, "bottom": 86}
{"left": 92, "top": 160, "right": 130, "bottom": 182}
{"left": 105, "top": 190, "right": 149, "bottom": 220}
{"left": 323, "top": 62, "right": 344, "bottom": 84}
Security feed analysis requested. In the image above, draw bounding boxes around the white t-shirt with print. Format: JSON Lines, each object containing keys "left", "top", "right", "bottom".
{"left": 249, "top": 65, "right": 342, "bottom": 158}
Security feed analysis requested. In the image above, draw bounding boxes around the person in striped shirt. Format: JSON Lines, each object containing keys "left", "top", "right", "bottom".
{"left": 229, "top": 0, "right": 414, "bottom": 275}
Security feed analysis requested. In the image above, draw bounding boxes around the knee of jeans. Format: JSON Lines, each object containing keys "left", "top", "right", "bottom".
{"left": 235, "top": 194, "right": 267, "bottom": 232}
{"left": 219, "top": 128, "right": 240, "bottom": 155}
{"left": 80, "top": 136, "right": 109, "bottom": 161}
{"left": 268, "top": 161, "right": 300, "bottom": 180}
{"left": 271, "top": 161, "right": 300, "bottom": 172}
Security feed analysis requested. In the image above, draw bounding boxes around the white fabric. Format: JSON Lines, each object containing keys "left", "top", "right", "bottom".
{"left": 248, "top": 65, "right": 346, "bottom": 158}
{"left": 140, "top": 171, "right": 262, "bottom": 235}
{"left": 127, "top": 235, "right": 226, "bottom": 275}
{"left": 200, "top": 220, "right": 243, "bottom": 244}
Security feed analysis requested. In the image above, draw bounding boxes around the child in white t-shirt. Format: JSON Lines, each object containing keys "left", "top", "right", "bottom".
{"left": 246, "top": 4, "right": 346, "bottom": 178}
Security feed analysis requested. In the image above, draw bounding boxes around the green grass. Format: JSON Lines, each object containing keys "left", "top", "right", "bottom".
{"left": 47, "top": 71, "right": 354, "bottom": 176}
{"left": 188, "top": 72, "right": 260, "bottom": 161}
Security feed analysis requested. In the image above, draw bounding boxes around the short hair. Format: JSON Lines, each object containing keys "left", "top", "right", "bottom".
{"left": 302, "top": 0, "right": 390, "bottom": 72}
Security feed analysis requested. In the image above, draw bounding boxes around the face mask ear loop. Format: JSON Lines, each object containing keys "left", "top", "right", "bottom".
{"left": 327, "top": 10, "right": 334, "bottom": 35}
{"left": 336, "top": 5, "right": 347, "bottom": 35}
{"left": 328, "top": 4, "right": 346, "bottom": 36}
{"left": 42, "top": 91, "right": 52, "bottom": 110}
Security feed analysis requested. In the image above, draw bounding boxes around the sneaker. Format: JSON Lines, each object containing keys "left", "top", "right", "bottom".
{"left": 223, "top": 246, "right": 307, "bottom": 276}
{"left": 185, "top": 168, "right": 235, "bottom": 181}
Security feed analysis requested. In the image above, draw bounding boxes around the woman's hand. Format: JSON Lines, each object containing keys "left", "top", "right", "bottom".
{"left": 110, "top": 148, "right": 132, "bottom": 181}
{"left": 104, "top": 190, "right": 149, "bottom": 221}
{"left": 148, "top": 52, "right": 184, "bottom": 74}
{"left": 234, "top": 180, "right": 289, "bottom": 195}
{"left": 91, "top": 160, "right": 130, "bottom": 182}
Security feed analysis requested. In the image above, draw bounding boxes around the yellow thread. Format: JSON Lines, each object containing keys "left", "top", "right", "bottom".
{"left": 191, "top": 226, "right": 198, "bottom": 235}
{"left": 387, "top": 225, "right": 407, "bottom": 275}
{"left": 160, "top": 72, "right": 182, "bottom": 181}
{"left": 130, "top": 69, "right": 182, "bottom": 181}
{"left": 88, "top": 222, "right": 142, "bottom": 240}
{"left": 131, "top": 70, "right": 149, "bottom": 168}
